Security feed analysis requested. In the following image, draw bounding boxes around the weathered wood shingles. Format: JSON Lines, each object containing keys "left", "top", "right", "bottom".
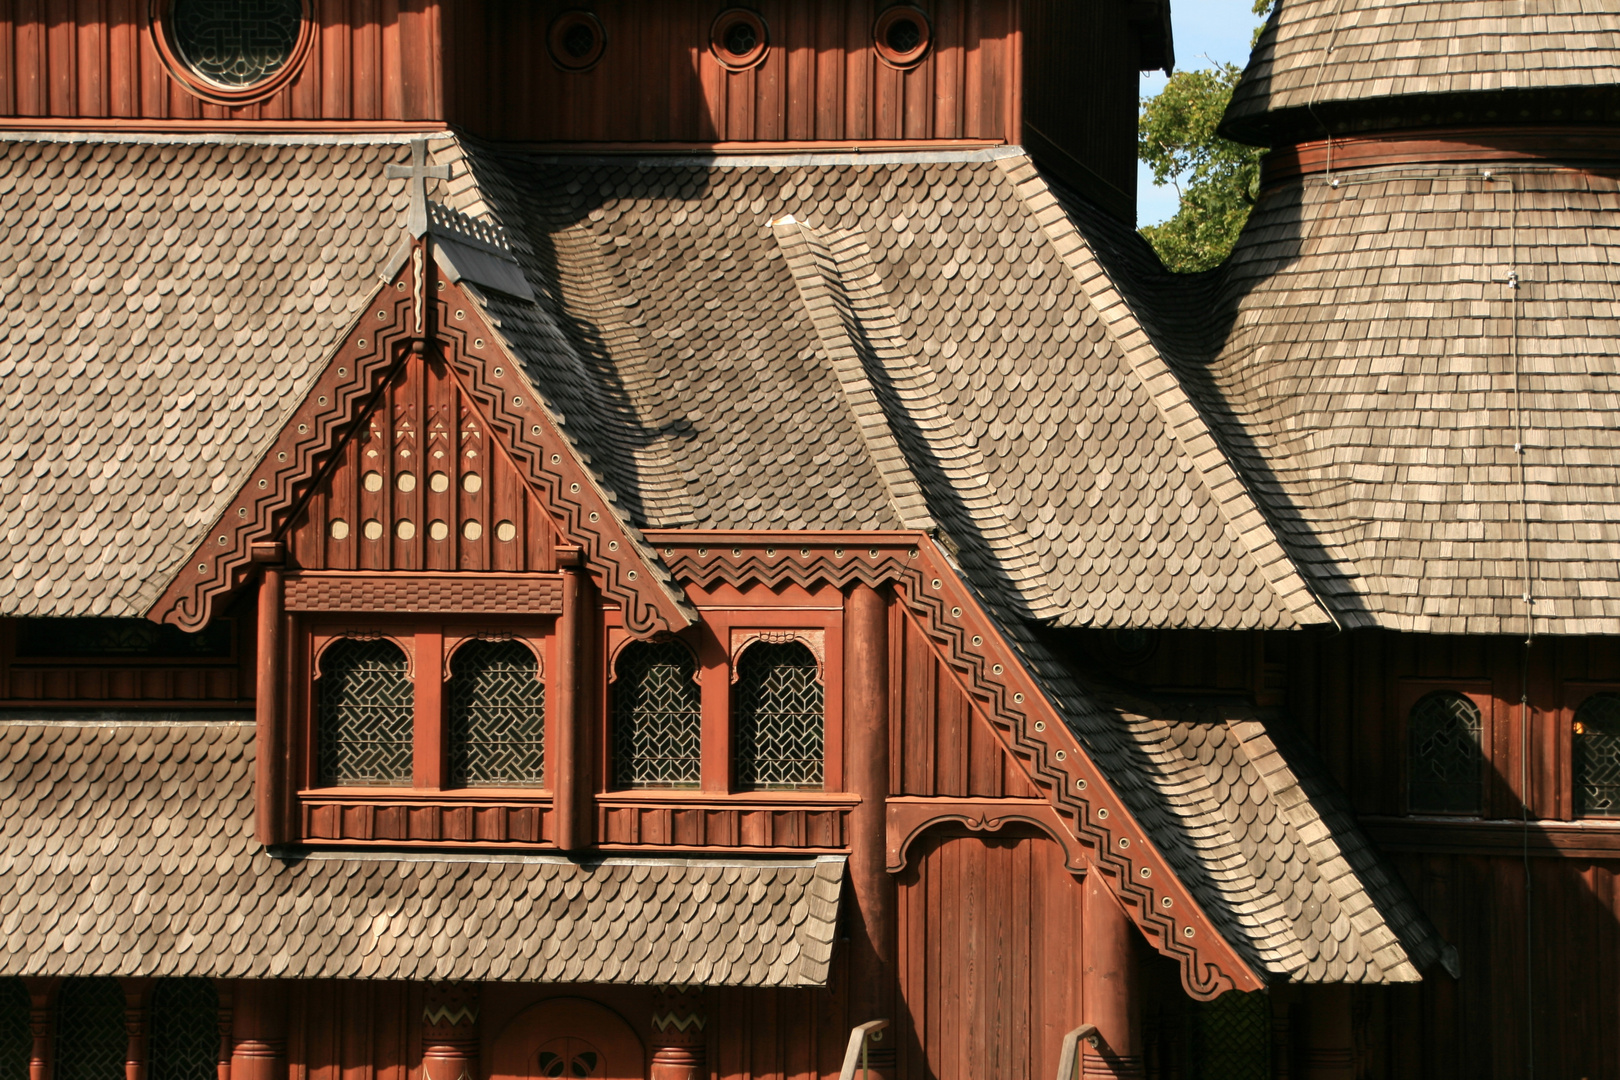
{"left": 1228, "top": 0, "right": 1620, "bottom": 139}
{"left": 0, "top": 138, "right": 414, "bottom": 617}
{"left": 0, "top": 716, "right": 844, "bottom": 984}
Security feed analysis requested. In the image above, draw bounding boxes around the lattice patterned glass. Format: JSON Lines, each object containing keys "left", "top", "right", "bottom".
{"left": 1187, "top": 990, "right": 1270, "bottom": 1080}
{"left": 612, "top": 641, "right": 702, "bottom": 789}
{"left": 53, "top": 979, "right": 126, "bottom": 1080}
{"left": 0, "top": 978, "right": 29, "bottom": 1080}
{"left": 1408, "top": 690, "right": 1484, "bottom": 814}
{"left": 735, "top": 641, "right": 824, "bottom": 790}
{"left": 1575, "top": 692, "right": 1620, "bottom": 817}
{"left": 170, "top": 0, "right": 303, "bottom": 88}
{"left": 149, "top": 980, "right": 218, "bottom": 1080}
{"left": 318, "top": 638, "right": 414, "bottom": 787}
{"left": 450, "top": 641, "right": 546, "bottom": 787}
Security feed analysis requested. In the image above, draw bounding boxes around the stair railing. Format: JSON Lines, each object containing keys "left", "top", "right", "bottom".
{"left": 1054, "top": 1024, "right": 1101, "bottom": 1080}
{"left": 837, "top": 1019, "right": 890, "bottom": 1080}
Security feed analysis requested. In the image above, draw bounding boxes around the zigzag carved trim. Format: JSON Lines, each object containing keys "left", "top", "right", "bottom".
{"left": 649, "top": 529, "right": 1263, "bottom": 1000}
{"left": 150, "top": 245, "right": 692, "bottom": 638}
{"left": 430, "top": 280, "right": 691, "bottom": 637}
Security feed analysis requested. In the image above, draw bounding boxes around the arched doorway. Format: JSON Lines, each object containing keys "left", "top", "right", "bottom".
{"left": 490, "top": 999, "right": 645, "bottom": 1080}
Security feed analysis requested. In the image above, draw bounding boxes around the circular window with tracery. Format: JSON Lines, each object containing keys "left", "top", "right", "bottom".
{"left": 874, "top": 5, "right": 932, "bottom": 68}
{"left": 710, "top": 8, "right": 769, "bottom": 71}
{"left": 548, "top": 10, "right": 606, "bottom": 72}
{"left": 157, "top": 0, "right": 312, "bottom": 103}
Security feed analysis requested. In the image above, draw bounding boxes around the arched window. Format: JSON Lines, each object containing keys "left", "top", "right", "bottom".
{"left": 317, "top": 638, "right": 414, "bottom": 786}
{"left": 148, "top": 979, "right": 218, "bottom": 1080}
{"left": 612, "top": 641, "right": 702, "bottom": 789}
{"left": 449, "top": 640, "right": 546, "bottom": 787}
{"left": 735, "top": 641, "right": 824, "bottom": 790}
{"left": 1407, "top": 690, "right": 1484, "bottom": 814}
{"left": 0, "top": 978, "right": 29, "bottom": 1080}
{"left": 54, "top": 978, "right": 126, "bottom": 1080}
{"left": 1575, "top": 692, "right": 1620, "bottom": 817}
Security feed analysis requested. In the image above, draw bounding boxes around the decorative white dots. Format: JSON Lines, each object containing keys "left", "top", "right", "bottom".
{"left": 396, "top": 472, "right": 417, "bottom": 493}
{"left": 1076, "top": 778, "right": 1088, "bottom": 790}
{"left": 217, "top": 535, "right": 227, "bottom": 546}
{"left": 1141, "top": 867, "right": 1152, "bottom": 879}
{"left": 950, "top": 606, "right": 962, "bottom": 617}
{"left": 992, "top": 664, "right": 1003, "bottom": 675}
{"left": 258, "top": 479, "right": 268, "bottom": 489}
{"left": 429, "top": 520, "right": 449, "bottom": 542}
{"left": 396, "top": 520, "right": 416, "bottom": 541}
{"left": 338, "top": 367, "right": 347, "bottom": 377}
{"left": 475, "top": 339, "right": 486, "bottom": 350}
{"left": 1119, "top": 837, "right": 1130, "bottom": 849}
{"left": 628, "top": 570, "right": 638, "bottom": 580}
{"left": 589, "top": 512, "right": 599, "bottom": 522}
{"left": 971, "top": 635, "right": 982, "bottom": 646}
{"left": 834, "top": 548, "right": 845, "bottom": 558}
{"left": 1055, "top": 750, "right": 1066, "bottom": 761}
{"left": 455, "top": 309, "right": 465, "bottom": 320}
{"left": 237, "top": 508, "right": 247, "bottom": 518}
{"left": 297, "top": 423, "right": 308, "bottom": 434}
{"left": 532, "top": 425, "right": 542, "bottom": 436}
{"left": 512, "top": 396, "right": 524, "bottom": 407}
{"left": 1097, "top": 807, "right": 1109, "bottom": 820}
{"left": 1184, "top": 927, "right": 1195, "bottom": 938}
{"left": 363, "top": 471, "right": 383, "bottom": 493}
{"left": 732, "top": 547, "right": 741, "bottom": 557}
{"left": 317, "top": 396, "right": 328, "bottom": 407}
{"left": 430, "top": 472, "right": 450, "bottom": 493}
{"left": 1162, "top": 897, "right": 1173, "bottom": 909}
{"left": 462, "top": 473, "right": 482, "bottom": 493}
{"left": 570, "top": 483, "right": 580, "bottom": 493}
{"left": 330, "top": 520, "right": 350, "bottom": 541}
{"left": 277, "top": 452, "right": 287, "bottom": 462}
{"left": 493, "top": 366, "right": 504, "bottom": 377}
{"left": 931, "top": 579, "right": 942, "bottom": 589}
{"left": 551, "top": 454, "right": 561, "bottom": 464}
{"left": 463, "top": 520, "right": 483, "bottom": 541}
{"left": 495, "top": 520, "right": 516, "bottom": 542}
{"left": 363, "top": 519, "right": 383, "bottom": 541}
{"left": 1014, "top": 692, "right": 1025, "bottom": 704}
{"left": 610, "top": 541, "right": 620, "bottom": 551}
{"left": 1034, "top": 721, "right": 1045, "bottom": 732}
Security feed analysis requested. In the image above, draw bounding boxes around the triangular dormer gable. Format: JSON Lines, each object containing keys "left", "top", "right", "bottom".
{"left": 149, "top": 236, "right": 693, "bottom": 637}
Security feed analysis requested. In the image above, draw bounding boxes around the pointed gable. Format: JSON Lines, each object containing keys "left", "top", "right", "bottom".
{"left": 149, "top": 243, "right": 693, "bottom": 637}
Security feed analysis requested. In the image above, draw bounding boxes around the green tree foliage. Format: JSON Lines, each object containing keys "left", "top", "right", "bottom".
{"left": 1137, "top": 2, "right": 1273, "bottom": 273}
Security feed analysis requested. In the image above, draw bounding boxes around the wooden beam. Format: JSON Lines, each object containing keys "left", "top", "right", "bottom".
{"left": 254, "top": 561, "right": 285, "bottom": 847}
{"left": 553, "top": 559, "right": 588, "bottom": 851}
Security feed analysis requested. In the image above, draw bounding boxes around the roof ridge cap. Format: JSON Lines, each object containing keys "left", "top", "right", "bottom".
{"left": 996, "top": 154, "right": 1334, "bottom": 628}
{"left": 771, "top": 219, "right": 938, "bottom": 533}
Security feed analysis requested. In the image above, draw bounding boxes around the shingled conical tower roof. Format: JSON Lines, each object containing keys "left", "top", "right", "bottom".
{"left": 1222, "top": 0, "right": 1620, "bottom": 145}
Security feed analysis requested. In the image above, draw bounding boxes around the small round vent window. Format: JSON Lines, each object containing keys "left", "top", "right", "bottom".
{"left": 711, "top": 8, "right": 769, "bottom": 71}
{"left": 169, "top": 0, "right": 304, "bottom": 88}
{"left": 548, "top": 10, "right": 606, "bottom": 71}
{"left": 874, "top": 6, "right": 931, "bottom": 68}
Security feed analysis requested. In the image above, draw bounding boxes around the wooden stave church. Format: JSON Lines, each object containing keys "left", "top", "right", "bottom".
{"left": 0, "top": 0, "right": 1616, "bottom": 1078}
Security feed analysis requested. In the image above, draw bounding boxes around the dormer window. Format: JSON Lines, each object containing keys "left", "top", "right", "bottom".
{"left": 612, "top": 641, "right": 703, "bottom": 789}
{"left": 735, "top": 640, "right": 825, "bottom": 791}
{"left": 318, "top": 638, "right": 415, "bottom": 787}
{"left": 449, "top": 640, "right": 548, "bottom": 787}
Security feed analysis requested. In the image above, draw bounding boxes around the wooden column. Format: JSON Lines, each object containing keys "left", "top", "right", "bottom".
{"left": 23, "top": 978, "right": 55, "bottom": 1080}
{"left": 421, "top": 984, "right": 480, "bottom": 1080}
{"left": 123, "top": 981, "right": 151, "bottom": 1080}
{"left": 553, "top": 552, "right": 589, "bottom": 851}
{"left": 253, "top": 550, "right": 285, "bottom": 847}
{"left": 229, "top": 981, "right": 287, "bottom": 1080}
{"left": 1082, "top": 873, "right": 1143, "bottom": 1079}
{"left": 647, "top": 988, "right": 705, "bottom": 1080}
{"left": 215, "top": 982, "right": 235, "bottom": 1080}
{"left": 843, "top": 583, "right": 894, "bottom": 1078}
{"left": 1298, "top": 986, "right": 1354, "bottom": 1080}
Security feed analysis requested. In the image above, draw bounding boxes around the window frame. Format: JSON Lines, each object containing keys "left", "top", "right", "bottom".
{"left": 1399, "top": 680, "right": 1494, "bottom": 818}
{"left": 601, "top": 587, "right": 845, "bottom": 797}
{"left": 295, "top": 614, "right": 555, "bottom": 797}
{"left": 1561, "top": 681, "right": 1620, "bottom": 821}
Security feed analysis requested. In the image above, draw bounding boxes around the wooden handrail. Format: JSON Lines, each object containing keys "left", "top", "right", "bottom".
{"left": 837, "top": 1020, "right": 890, "bottom": 1080}
{"left": 1054, "top": 1024, "right": 1100, "bottom": 1080}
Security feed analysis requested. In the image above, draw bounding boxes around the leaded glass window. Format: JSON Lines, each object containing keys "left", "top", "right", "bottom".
{"left": 149, "top": 980, "right": 218, "bottom": 1080}
{"left": 0, "top": 979, "right": 29, "bottom": 1080}
{"left": 1575, "top": 692, "right": 1620, "bottom": 817}
{"left": 613, "top": 641, "right": 702, "bottom": 788}
{"left": 735, "top": 641, "right": 824, "bottom": 790}
{"left": 170, "top": 0, "right": 304, "bottom": 89}
{"left": 449, "top": 640, "right": 546, "bottom": 787}
{"left": 1186, "top": 990, "right": 1270, "bottom": 1080}
{"left": 54, "top": 979, "right": 125, "bottom": 1080}
{"left": 1408, "top": 690, "right": 1484, "bottom": 814}
{"left": 318, "top": 638, "right": 414, "bottom": 787}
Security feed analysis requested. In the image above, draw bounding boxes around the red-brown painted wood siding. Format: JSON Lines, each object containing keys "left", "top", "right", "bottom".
{"left": 891, "top": 607, "right": 1039, "bottom": 799}
{"left": 286, "top": 349, "right": 560, "bottom": 573}
{"left": 0, "top": 0, "right": 443, "bottom": 121}
{"left": 895, "top": 827, "right": 1085, "bottom": 1080}
{"left": 447, "top": 0, "right": 1019, "bottom": 144}
{"left": 0, "top": 610, "right": 254, "bottom": 704}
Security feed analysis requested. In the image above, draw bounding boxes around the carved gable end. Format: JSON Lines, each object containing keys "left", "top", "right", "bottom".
{"left": 149, "top": 243, "right": 692, "bottom": 636}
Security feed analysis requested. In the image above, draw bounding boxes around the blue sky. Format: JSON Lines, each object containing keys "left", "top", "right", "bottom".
{"left": 1138, "top": 1, "right": 1267, "bottom": 226}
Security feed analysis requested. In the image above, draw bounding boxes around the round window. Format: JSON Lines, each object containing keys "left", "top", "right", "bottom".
{"left": 710, "top": 8, "right": 769, "bottom": 71}
{"left": 168, "top": 0, "right": 305, "bottom": 89}
{"left": 873, "top": 6, "right": 932, "bottom": 68}
{"left": 548, "top": 10, "right": 607, "bottom": 72}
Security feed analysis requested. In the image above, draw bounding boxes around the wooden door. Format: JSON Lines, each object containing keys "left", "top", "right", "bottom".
{"left": 490, "top": 999, "right": 646, "bottom": 1080}
{"left": 896, "top": 825, "right": 1088, "bottom": 1080}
